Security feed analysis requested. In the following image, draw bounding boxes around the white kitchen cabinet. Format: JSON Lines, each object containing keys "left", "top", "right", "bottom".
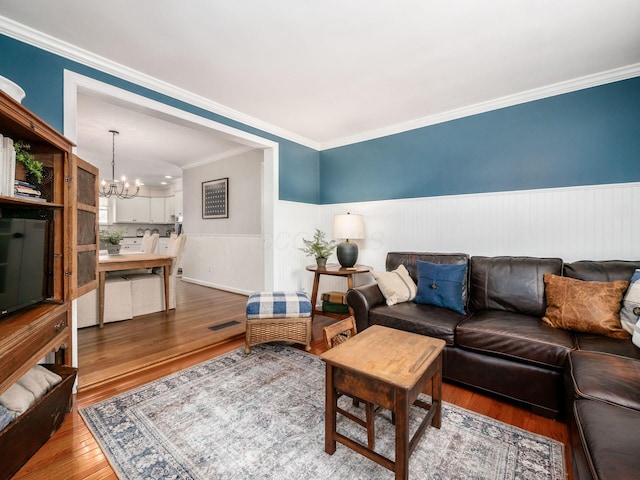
{"left": 164, "top": 196, "right": 176, "bottom": 223}
{"left": 115, "top": 197, "right": 150, "bottom": 223}
{"left": 120, "top": 237, "right": 143, "bottom": 252}
{"left": 149, "top": 197, "right": 165, "bottom": 223}
{"left": 157, "top": 237, "right": 169, "bottom": 254}
{"left": 174, "top": 191, "right": 183, "bottom": 219}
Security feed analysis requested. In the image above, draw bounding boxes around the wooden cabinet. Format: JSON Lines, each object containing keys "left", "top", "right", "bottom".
{"left": 0, "top": 89, "right": 95, "bottom": 476}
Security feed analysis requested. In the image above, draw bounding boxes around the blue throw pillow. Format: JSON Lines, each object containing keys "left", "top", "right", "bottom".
{"left": 414, "top": 260, "right": 467, "bottom": 314}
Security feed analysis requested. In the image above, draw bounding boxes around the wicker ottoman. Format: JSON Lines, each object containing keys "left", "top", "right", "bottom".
{"left": 245, "top": 291, "right": 312, "bottom": 353}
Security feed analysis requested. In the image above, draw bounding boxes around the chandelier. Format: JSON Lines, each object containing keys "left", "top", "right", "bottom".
{"left": 99, "top": 130, "right": 140, "bottom": 199}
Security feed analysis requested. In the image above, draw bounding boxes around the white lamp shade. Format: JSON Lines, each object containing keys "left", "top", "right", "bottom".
{"left": 333, "top": 214, "right": 365, "bottom": 240}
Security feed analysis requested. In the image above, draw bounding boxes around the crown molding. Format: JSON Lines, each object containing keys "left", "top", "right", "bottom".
{"left": 182, "top": 146, "right": 257, "bottom": 170}
{"left": 0, "top": 15, "right": 321, "bottom": 150}
{"left": 320, "top": 63, "right": 640, "bottom": 150}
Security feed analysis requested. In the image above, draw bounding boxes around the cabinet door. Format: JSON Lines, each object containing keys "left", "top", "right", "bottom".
{"left": 174, "top": 191, "right": 183, "bottom": 220}
{"left": 134, "top": 197, "right": 150, "bottom": 223}
{"left": 116, "top": 197, "right": 150, "bottom": 222}
{"left": 158, "top": 238, "right": 169, "bottom": 254}
{"left": 71, "top": 155, "right": 99, "bottom": 299}
{"left": 149, "top": 197, "right": 165, "bottom": 223}
{"left": 164, "top": 196, "right": 175, "bottom": 222}
{"left": 115, "top": 197, "right": 136, "bottom": 222}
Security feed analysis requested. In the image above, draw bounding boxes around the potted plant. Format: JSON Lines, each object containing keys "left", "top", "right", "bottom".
{"left": 100, "top": 228, "right": 127, "bottom": 255}
{"left": 299, "top": 228, "right": 336, "bottom": 267}
{"left": 14, "top": 141, "right": 44, "bottom": 184}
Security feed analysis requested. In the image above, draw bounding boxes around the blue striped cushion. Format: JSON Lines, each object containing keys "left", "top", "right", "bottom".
{"left": 246, "top": 291, "right": 312, "bottom": 319}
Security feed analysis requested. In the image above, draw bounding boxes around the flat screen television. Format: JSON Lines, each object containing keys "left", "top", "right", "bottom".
{"left": 0, "top": 216, "right": 48, "bottom": 316}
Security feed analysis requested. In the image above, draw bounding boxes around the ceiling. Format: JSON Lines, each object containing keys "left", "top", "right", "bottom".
{"left": 75, "top": 92, "right": 248, "bottom": 188}
{"left": 1, "top": 1, "right": 639, "bottom": 185}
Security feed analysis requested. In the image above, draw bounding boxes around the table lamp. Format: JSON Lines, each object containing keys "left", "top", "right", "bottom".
{"left": 333, "top": 213, "right": 365, "bottom": 268}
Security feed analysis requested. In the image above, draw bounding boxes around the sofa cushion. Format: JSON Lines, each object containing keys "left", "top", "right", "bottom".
{"left": 564, "top": 259, "right": 640, "bottom": 282}
{"left": 371, "top": 264, "right": 417, "bottom": 306}
{"left": 469, "top": 256, "right": 563, "bottom": 317}
{"left": 575, "top": 333, "right": 640, "bottom": 360}
{"left": 542, "top": 274, "right": 630, "bottom": 339}
{"left": 456, "top": 310, "right": 575, "bottom": 369}
{"left": 386, "top": 252, "right": 470, "bottom": 306}
{"left": 567, "top": 350, "right": 640, "bottom": 411}
{"left": 369, "top": 302, "right": 467, "bottom": 346}
{"left": 573, "top": 399, "right": 640, "bottom": 480}
{"left": 414, "top": 260, "right": 466, "bottom": 314}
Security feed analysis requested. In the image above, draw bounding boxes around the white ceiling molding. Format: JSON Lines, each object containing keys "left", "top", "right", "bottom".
{"left": 182, "top": 146, "right": 257, "bottom": 171}
{"left": 0, "top": 15, "right": 320, "bottom": 150}
{"left": 321, "top": 63, "right": 640, "bottom": 150}
{"left": 2, "top": 14, "right": 639, "bottom": 153}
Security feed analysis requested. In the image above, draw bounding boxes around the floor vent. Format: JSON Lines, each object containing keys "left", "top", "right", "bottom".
{"left": 209, "top": 320, "right": 241, "bottom": 331}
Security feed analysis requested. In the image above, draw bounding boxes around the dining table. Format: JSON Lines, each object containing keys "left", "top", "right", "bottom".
{"left": 98, "top": 252, "right": 174, "bottom": 328}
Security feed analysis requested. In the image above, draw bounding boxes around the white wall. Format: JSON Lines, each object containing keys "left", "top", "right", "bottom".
{"left": 181, "top": 149, "right": 264, "bottom": 293}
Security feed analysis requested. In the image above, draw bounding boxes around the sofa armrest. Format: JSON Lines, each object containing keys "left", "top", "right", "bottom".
{"left": 346, "top": 283, "right": 386, "bottom": 332}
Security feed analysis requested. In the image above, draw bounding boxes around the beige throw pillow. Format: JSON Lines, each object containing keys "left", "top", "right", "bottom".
{"left": 372, "top": 264, "right": 418, "bottom": 306}
{"left": 542, "top": 273, "right": 630, "bottom": 339}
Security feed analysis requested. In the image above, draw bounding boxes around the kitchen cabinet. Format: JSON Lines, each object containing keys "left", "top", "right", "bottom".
{"left": 158, "top": 237, "right": 169, "bottom": 254}
{"left": 115, "top": 196, "right": 150, "bottom": 223}
{"left": 174, "top": 191, "right": 183, "bottom": 219}
{"left": 119, "top": 237, "right": 143, "bottom": 253}
{"left": 164, "top": 196, "right": 175, "bottom": 223}
{"left": 149, "top": 197, "right": 165, "bottom": 223}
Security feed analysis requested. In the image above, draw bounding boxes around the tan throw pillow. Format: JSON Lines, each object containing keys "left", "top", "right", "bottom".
{"left": 542, "top": 273, "right": 630, "bottom": 339}
{"left": 372, "top": 264, "right": 417, "bottom": 306}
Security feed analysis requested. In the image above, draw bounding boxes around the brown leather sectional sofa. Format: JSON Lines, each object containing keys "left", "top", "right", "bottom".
{"left": 346, "top": 252, "right": 640, "bottom": 480}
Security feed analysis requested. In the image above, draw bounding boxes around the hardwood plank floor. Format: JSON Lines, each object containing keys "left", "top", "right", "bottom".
{"left": 13, "top": 281, "right": 572, "bottom": 479}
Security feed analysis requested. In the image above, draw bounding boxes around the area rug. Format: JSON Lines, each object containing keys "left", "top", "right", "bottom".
{"left": 80, "top": 344, "right": 565, "bottom": 479}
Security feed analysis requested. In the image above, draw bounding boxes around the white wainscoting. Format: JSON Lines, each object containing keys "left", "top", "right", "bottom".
{"left": 181, "top": 234, "right": 264, "bottom": 295}
{"left": 320, "top": 182, "right": 640, "bottom": 276}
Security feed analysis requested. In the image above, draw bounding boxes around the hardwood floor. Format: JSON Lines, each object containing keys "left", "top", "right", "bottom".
{"left": 13, "top": 281, "right": 572, "bottom": 479}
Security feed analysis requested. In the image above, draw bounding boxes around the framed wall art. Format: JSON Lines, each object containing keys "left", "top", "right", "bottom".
{"left": 202, "top": 177, "right": 229, "bottom": 219}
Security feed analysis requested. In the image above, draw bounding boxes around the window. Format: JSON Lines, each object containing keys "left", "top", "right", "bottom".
{"left": 98, "top": 197, "right": 109, "bottom": 224}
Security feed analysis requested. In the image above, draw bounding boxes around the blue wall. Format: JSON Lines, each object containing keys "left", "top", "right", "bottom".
{"left": 320, "top": 76, "right": 640, "bottom": 204}
{"left": 0, "top": 34, "right": 320, "bottom": 204}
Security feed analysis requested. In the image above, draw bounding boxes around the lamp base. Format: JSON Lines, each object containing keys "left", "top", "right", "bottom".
{"left": 337, "top": 241, "right": 358, "bottom": 268}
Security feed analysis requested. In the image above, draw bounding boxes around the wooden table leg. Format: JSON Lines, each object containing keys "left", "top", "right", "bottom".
{"left": 395, "top": 388, "right": 410, "bottom": 480}
{"left": 432, "top": 356, "right": 442, "bottom": 429}
{"left": 310, "top": 271, "right": 321, "bottom": 318}
{"left": 163, "top": 262, "right": 170, "bottom": 314}
{"left": 98, "top": 271, "right": 106, "bottom": 329}
{"left": 325, "top": 364, "right": 337, "bottom": 454}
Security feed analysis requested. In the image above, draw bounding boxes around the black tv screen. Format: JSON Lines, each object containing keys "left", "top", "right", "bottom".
{"left": 0, "top": 217, "right": 47, "bottom": 316}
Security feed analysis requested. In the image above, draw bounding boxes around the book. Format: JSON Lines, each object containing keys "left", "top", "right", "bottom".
{"left": 14, "top": 193, "right": 47, "bottom": 202}
{"left": 321, "top": 291, "right": 346, "bottom": 304}
{"left": 321, "top": 301, "right": 350, "bottom": 314}
{"left": 14, "top": 183, "right": 41, "bottom": 196}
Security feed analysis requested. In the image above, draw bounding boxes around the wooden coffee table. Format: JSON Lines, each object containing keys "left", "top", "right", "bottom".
{"left": 320, "top": 325, "right": 446, "bottom": 480}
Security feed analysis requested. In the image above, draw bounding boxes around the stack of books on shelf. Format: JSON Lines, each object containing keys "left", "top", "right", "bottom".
{"left": 321, "top": 291, "right": 350, "bottom": 314}
{"left": 14, "top": 180, "right": 45, "bottom": 201}
{"left": 0, "top": 134, "right": 16, "bottom": 197}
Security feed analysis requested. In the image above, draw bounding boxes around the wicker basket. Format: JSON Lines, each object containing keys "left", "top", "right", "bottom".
{"left": 245, "top": 316, "right": 312, "bottom": 353}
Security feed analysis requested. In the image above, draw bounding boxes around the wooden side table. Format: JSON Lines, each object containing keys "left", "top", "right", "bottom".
{"left": 321, "top": 325, "right": 446, "bottom": 479}
{"left": 306, "top": 264, "right": 370, "bottom": 318}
